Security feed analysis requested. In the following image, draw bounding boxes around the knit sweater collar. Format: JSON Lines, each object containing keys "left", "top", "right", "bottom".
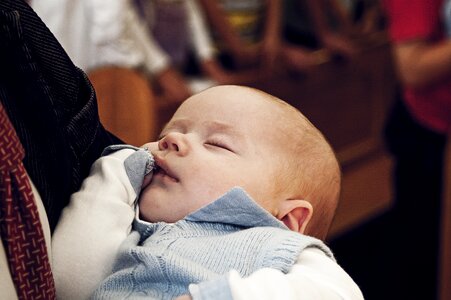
{"left": 136, "top": 187, "right": 288, "bottom": 230}
{"left": 184, "top": 187, "right": 287, "bottom": 229}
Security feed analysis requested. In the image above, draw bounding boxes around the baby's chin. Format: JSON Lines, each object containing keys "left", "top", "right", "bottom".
{"left": 137, "top": 208, "right": 160, "bottom": 223}
{"left": 137, "top": 200, "right": 184, "bottom": 224}
{"left": 138, "top": 213, "right": 183, "bottom": 224}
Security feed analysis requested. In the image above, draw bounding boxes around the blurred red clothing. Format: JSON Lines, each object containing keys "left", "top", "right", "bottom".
{"left": 383, "top": 0, "right": 451, "bottom": 134}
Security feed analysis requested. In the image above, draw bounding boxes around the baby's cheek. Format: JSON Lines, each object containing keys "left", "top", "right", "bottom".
{"left": 138, "top": 190, "right": 154, "bottom": 222}
{"left": 142, "top": 173, "right": 153, "bottom": 189}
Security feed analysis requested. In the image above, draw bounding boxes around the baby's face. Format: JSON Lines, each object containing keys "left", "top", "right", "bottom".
{"left": 139, "top": 86, "right": 286, "bottom": 223}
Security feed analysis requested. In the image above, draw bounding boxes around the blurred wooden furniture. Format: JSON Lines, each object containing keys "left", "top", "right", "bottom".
{"left": 249, "top": 43, "right": 397, "bottom": 238}
{"left": 89, "top": 67, "right": 158, "bottom": 146}
{"left": 440, "top": 135, "right": 451, "bottom": 300}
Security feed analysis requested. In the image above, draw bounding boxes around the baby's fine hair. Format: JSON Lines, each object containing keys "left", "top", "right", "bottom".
{"left": 250, "top": 88, "right": 341, "bottom": 240}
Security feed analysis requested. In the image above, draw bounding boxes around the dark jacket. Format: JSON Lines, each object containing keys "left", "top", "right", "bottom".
{"left": 0, "top": 0, "right": 122, "bottom": 231}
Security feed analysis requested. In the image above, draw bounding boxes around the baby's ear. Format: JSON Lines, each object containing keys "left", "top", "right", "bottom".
{"left": 277, "top": 199, "right": 313, "bottom": 234}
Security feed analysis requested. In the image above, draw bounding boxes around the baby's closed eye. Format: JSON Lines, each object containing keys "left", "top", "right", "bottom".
{"left": 204, "top": 139, "right": 233, "bottom": 152}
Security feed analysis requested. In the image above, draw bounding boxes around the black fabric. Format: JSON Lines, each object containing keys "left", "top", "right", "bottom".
{"left": 0, "top": 0, "right": 122, "bottom": 232}
{"left": 383, "top": 98, "right": 445, "bottom": 300}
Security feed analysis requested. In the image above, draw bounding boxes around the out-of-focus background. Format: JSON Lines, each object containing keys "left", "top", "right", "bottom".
{"left": 27, "top": 0, "right": 451, "bottom": 299}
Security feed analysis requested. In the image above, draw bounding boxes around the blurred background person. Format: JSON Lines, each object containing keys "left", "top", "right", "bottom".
{"left": 132, "top": 0, "right": 263, "bottom": 102}
{"left": 198, "top": 0, "right": 286, "bottom": 73}
{"left": 29, "top": 0, "right": 192, "bottom": 104}
{"left": 382, "top": 0, "right": 451, "bottom": 299}
{"left": 199, "top": 0, "right": 363, "bottom": 76}
{"left": 31, "top": 0, "right": 265, "bottom": 100}
{"left": 281, "top": 0, "right": 360, "bottom": 71}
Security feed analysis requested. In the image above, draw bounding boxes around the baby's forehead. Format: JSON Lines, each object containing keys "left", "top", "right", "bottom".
{"left": 178, "top": 87, "right": 306, "bottom": 136}
{"left": 188, "top": 87, "right": 296, "bottom": 116}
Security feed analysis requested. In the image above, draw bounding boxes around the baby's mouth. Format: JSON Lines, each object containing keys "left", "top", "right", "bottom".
{"left": 154, "top": 162, "right": 179, "bottom": 182}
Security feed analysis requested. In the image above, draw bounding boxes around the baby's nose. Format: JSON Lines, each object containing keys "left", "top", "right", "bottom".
{"left": 158, "top": 132, "right": 188, "bottom": 155}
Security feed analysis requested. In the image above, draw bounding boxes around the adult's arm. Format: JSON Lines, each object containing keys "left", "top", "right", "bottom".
{"left": 92, "top": 0, "right": 193, "bottom": 102}
{"left": 383, "top": 0, "right": 451, "bottom": 88}
{"left": 392, "top": 39, "right": 451, "bottom": 88}
{"left": 121, "top": 0, "right": 170, "bottom": 74}
{"left": 260, "top": 0, "right": 282, "bottom": 71}
{"left": 187, "top": 0, "right": 215, "bottom": 61}
{"left": 304, "top": 0, "right": 356, "bottom": 57}
{"left": 126, "top": 0, "right": 192, "bottom": 102}
{"left": 197, "top": 0, "right": 247, "bottom": 58}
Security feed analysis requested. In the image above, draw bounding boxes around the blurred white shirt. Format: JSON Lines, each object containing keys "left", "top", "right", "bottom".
{"left": 29, "top": 0, "right": 214, "bottom": 75}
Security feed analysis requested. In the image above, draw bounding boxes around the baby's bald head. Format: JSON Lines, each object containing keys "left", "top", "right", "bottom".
{"left": 234, "top": 86, "right": 341, "bottom": 239}
{"left": 149, "top": 85, "right": 340, "bottom": 239}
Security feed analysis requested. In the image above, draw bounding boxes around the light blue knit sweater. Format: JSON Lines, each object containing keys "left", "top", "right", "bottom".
{"left": 91, "top": 186, "right": 334, "bottom": 300}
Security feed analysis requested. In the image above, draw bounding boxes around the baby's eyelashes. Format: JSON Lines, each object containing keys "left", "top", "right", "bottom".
{"left": 204, "top": 141, "right": 233, "bottom": 152}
